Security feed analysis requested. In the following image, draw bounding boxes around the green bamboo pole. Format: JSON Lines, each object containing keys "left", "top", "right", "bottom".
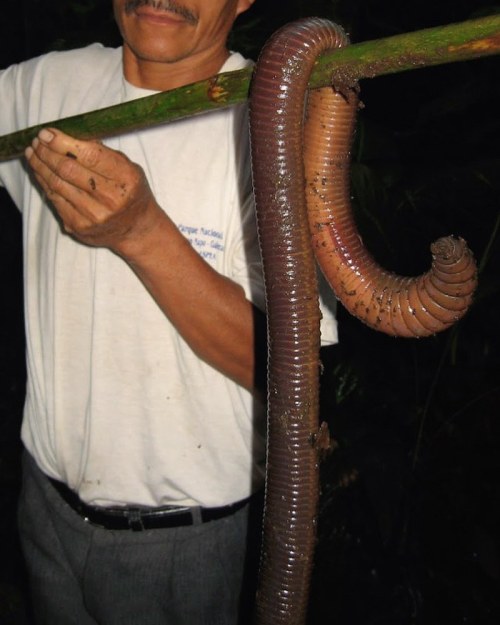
{"left": 0, "top": 14, "right": 499, "bottom": 161}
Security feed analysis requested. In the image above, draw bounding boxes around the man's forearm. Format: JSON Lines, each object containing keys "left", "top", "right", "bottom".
{"left": 117, "top": 209, "right": 261, "bottom": 392}
{"left": 25, "top": 127, "right": 264, "bottom": 392}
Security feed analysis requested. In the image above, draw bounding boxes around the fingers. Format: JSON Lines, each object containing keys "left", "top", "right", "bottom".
{"left": 24, "top": 127, "right": 138, "bottom": 213}
{"left": 25, "top": 128, "right": 126, "bottom": 197}
{"left": 25, "top": 138, "right": 115, "bottom": 233}
{"left": 26, "top": 136, "right": 111, "bottom": 205}
{"left": 23, "top": 127, "right": 158, "bottom": 250}
{"left": 29, "top": 128, "right": 125, "bottom": 178}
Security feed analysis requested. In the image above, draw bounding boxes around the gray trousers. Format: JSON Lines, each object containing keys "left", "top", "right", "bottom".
{"left": 18, "top": 452, "right": 261, "bottom": 625}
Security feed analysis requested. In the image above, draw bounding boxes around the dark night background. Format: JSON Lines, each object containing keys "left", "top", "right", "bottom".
{"left": 1, "top": 1, "right": 499, "bottom": 623}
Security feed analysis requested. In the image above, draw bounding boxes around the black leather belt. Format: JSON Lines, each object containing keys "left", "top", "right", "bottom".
{"left": 49, "top": 477, "right": 250, "bottom": 531}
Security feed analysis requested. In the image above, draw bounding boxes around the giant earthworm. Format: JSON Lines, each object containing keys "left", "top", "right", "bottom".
{"left": 249, "top": 16, "right": 477, "bottom": 625}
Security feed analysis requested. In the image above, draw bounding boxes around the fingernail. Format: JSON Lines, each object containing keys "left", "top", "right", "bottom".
{"left": 24, "top": 146, "right": 34, "bottom": 160}
{"left": 32, "top": 138, "right": 39, "bottom": 149}
{"left": 39, "top": 128, "right": 55, "bottom": 143}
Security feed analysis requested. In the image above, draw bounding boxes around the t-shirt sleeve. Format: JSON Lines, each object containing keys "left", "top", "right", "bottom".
{"left": 227, "top": 186, "right": 266, "bottom": 313}
{"left": 317, "top": 269, "right": 338, "bottom": 345}
{"left": 0, "top": 63, "right": 27, "bottom": 197}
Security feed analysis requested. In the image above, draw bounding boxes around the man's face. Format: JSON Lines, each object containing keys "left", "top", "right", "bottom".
{"left": 113, "top": 0, "right": 251, "bottom": 65}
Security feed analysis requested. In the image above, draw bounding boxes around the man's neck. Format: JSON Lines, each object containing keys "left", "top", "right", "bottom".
{"left": 122, "top": 45, "right": 230, "bottom": 91}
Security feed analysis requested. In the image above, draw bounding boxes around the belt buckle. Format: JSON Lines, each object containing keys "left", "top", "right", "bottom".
{"left": 126, "top": 508, "right": 145, "bottom": 531}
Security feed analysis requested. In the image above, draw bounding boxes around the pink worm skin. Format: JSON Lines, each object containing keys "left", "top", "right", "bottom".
{"left": 250, "top": 17, "right": 477, "bottom": 625}
{"left": 304, "top": 81, "right": 477, "bottom": 337}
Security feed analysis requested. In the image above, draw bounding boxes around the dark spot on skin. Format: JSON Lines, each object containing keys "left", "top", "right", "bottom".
{"left": 66, "top": 151, "right": 77, "bottom": 160}
{"left": 89, "top": 177, "right": 96, "bottom": 191}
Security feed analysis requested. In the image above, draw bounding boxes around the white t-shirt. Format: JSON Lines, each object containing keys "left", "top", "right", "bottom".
{"left": 0, "top": 44, "right": 338, "bottom": 507}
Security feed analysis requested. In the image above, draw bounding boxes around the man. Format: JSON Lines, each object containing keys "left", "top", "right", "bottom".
{"left": 0, "top": 1, "right": 338, "bottom": 623}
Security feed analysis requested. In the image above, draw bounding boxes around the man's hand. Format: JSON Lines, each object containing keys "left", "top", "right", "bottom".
{"left": 25, "top": 128, "right": 163, "bottom": 252}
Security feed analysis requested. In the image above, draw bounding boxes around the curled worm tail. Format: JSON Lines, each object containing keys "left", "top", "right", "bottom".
{"left": 304, "top": 79, "right": 478, "bottom": 337}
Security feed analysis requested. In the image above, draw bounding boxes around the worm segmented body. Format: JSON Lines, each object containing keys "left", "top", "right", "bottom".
{"left": 250, "top": 17, "right": 477, "bottom": 625}
{"left": 304, "top": 77, "right": 477, "bottom": 337}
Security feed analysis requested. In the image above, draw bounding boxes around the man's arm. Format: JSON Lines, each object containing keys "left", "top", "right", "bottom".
{"left": 25, "top": 128, "right": 265, "bottom": 393}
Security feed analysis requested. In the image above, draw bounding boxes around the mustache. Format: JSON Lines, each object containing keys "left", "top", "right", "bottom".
{"left": 124, "top": 0, "right": 198, "bottom": 25}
